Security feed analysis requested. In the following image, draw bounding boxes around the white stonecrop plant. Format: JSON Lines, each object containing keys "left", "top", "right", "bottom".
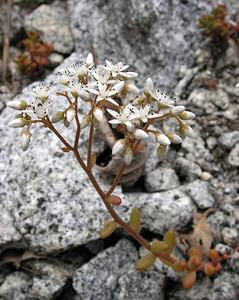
{"left": 8, "top": 53, "right": 195, "bottom": 166}
{"left": 7, "top": 53, "right": 198, "bottom": 284}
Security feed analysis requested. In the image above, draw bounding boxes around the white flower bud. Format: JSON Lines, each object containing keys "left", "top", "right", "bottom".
{"left": 8, "top": 118, "right": 29, "bottom": 128}
{"left": 156, "top": 133, "right": 171, "bottom": 145}
{"left": 7, "top": 100, "right": 28, "bottom": 110}
{"left": 236, "top": 82, "right": 239, "bottom": 88}
{"left": 144, "top": 78, "right": 154, "bottom": 96}
{"left": 66, "top": 107, "right": 76, "bottom": 123}
{"left": 21, "top": 129, "right": 32, "bottom": 151}
{"left": 81, "top": 114, "right": 91, "bottom": 128}
{"left": 157, "top": 144, "right": 167, "bottom": 161}
{"left": 85, "top": 52, "right": 94, "bottom": 68}
{"left": 124, "top": 147, "right": 133, "bottom": 165}
{"left": 167, "top": 132, "right": 183, "bottom": 144}
{"left": 171, "top": 106, "right": 185, "bottom": 116}
{"left": 51, "top": 111, "right": 64, "bottom": 123}
{"left": 179, "top": 111, "right": 195, "bottom": 120}
{"left": 93, "top": 107, "right": 103, "bottom": 122}
{"left": 78, "top": 90, "right": 91, "bottom": 102}
{"left": 134, "top": 129, "right": 149, "bottom": 140}
{"left": 112, "top": 139, "right": 126, "bottom": 155}
{"left": 180, "top": 124, "right": 195, "bottom": 138}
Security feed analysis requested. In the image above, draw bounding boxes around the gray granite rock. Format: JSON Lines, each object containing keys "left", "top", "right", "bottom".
{"left": 24, "top": 1, "right": 74, "bottom": 54}
{"left": 182, "top": 180, "right": 215, "bottom": 209}
{"left": 116, "top": 268, "right": 165, "bottom": 300}
{"left": 228, "top": 143, "right": 239, "bottom": 167}
{"left": 0, "top": 261, "right": 70, "bottom": 300}
{"left": 67, "top": 0, "right": 239, "bottom": 88}
{"left": 218, "top": 131, "right": 239, "bottom": 150}
{"left": 73, "top": 239, "right": 165, "bottom": 300}
{"left": 175, "top": 157, "right": 202, "bottom": 182}
{"left": 211, "top": 272, "right": 239, "bottom": 300}
{"left": 188, "top": 88, "right": 229, "bottom": 112}
{"left": 221, "top": 227, "right": 238, "bottom": 247}
{"left": 145, "top": 167, "right": 180, "bottom": 192}
{"left": 0, "top": 272, "right": 32, "bottom": 300}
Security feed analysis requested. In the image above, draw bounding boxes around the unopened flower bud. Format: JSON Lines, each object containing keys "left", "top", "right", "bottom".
{"left": 51, "top": 111, "right": 64, "bottom": 123}
{"left": 171, "top": 106, "right": 185, "bottom": 116}
{"left": 167, "top": 132, "right": 183, "bottom": 144}
{"left": 112, "top": 139, "right": 126, "bottom": 155}
{"left": 66, "top": 107, "right": 76, "bottom": 123}
{"left": 179, "top": 111, "right": 195, "bottom": 120}
{"left": 156, "top": 133, "right": 171, "bottom": 145}
{"left": 7, "top": 100, "right": 28, "bottom": 110}
{"left": 93, "top": 107, "right": 103, "bottom": 122}
{"left": 236, "top": 82, "right": 239, "bottom": 88}
{"left": 180, "top": 124, "right": 195, "bottom": 138}
{"left": 8, "top": 118, "right": 29, "bottom": 128}
{"left": 81, "top": 114, "right": 91, "bottom": 128}
{"left": 124, "top": 146, "right": 133, "bottom": 165}
{"left": 144, "top": 78, "right": 154, "bottom": 97}
{"left": 21, "top": 129, "right": 32, "bottom": 151}
{"left": 134, "top": 129, "right": 149, "bottom": 140}
{"left": 157, "top": 144, "right": 167, "bottom": 161}
{"left": 85, "top": 52, "right": 94, "bottom": 68}
{"left": 78, "top": 90, "right": 91, "bottom": 102}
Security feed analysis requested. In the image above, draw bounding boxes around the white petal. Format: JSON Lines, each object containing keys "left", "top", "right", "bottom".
{"left": 111, "top": 81, "right": 125, "bottom": 93}
{"left": 106, "top": 98, "right": 119, "bottom": 106}
{"left": 108, "top": 119, "right": 121, "bottom": 124}
{"left": 112, "top": 139, "right": 125, "bottom": 155}
{"left": 106, "top": 108, "right": 120, "bottom": 118}
{"left": 85, "top": 52, "right": 94, "bottom": 68}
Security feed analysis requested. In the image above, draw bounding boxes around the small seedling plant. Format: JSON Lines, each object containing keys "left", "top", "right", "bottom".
{"left": 8, "top": 53, "right": 228, "bottom": 288}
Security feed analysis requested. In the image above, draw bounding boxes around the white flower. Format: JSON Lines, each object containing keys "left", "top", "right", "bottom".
{"left": 112, "top": 139, "right": 126, "bottom": 155}
{"left": 105, "top": 60, "right": 138, "bottom": 79}
{"left": 57, "top": 69, "right": 72, "bottom": 86}
{"left": 29, "top": 98, "right": 51, "bottom": 118}
{"left": 134, "top": 129, "right": 149, "bottom": 140}
{"left": 8, "top": 118, "right": 29, "bottom": 128}
{"left": 131, "top": 104, "right": 150, "bottom": 123}
{"left": 92, "top": 65, "right": 116, "bottom": 85}
{"left": 91, "top": 82, "right": 124, "bottom": 106}
{"left": 144, "top": 78, "right": 176, "bottom": 108}
{"left": 29, "top": 84, "right": 55, "bottom": 103}
{"left": 7, "top": 100, "right": 28, "bottom": 110}
{"left": 21, "top": 129, "right": 32, "bottom": 151}
{"left": 107, "top": 104, "right": 138, "bottom": 131}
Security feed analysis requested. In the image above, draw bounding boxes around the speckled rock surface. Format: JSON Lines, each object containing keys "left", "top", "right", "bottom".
{"left": 67, "top": 0, "right": 239, "bottom": 88}
{"left": 24, "top": 1, "right": 74, "bottom": 54}
{"left": 145, "top": 167, "right": 180, "bottom": 192}
{"left": 73, "top": 239, "right": 165, "bottom": 300}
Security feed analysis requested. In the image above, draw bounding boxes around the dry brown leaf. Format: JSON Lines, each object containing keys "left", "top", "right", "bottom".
{"left": 178, "top": 208, "right": 216, "bottom": 255}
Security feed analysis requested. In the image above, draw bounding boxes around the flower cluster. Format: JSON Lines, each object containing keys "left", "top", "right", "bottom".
{"left": 8, "top": 53, "right": 195, "bottom": 164}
